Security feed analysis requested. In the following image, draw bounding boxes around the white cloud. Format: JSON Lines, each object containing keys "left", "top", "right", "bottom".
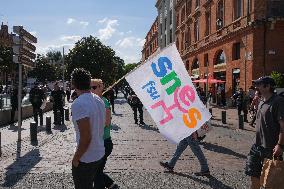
{"left": 67, "top": 18, "right": 76, "bottom": 24}
{"left": 97, "top": 18, "right": 119, "bottom": 41}
{"left": 115, "top": 37, "right": 145, "bottom": 48}
{"left": 36, "top": 44, "right": 75, "bottom": 55}
{"left": 60, "top": 35, "right": 81, "bottom": 42}
{"left": 79, "top": 21, "right": 89, "bottom": 27}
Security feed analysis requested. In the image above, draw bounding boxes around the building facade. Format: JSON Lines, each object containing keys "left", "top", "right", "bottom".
{"left": 175, "top": 0, "right": 284, "bottom": 97}
{"left": 156, "top": 0, "right": 177, "bottom": 49}
{"left": 142, "top": 17, "right": 159, "bottom": 61}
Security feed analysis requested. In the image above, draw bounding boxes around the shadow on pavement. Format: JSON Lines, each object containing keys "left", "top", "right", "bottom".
{"left": 53, "top": 124, "right": 68, "bottom": 132}
{"left": 111, "top": 124, "right": 121, "bottom": 131}
{"left": 211, "top": 123, "right": 235, "bottom": 130}
{"left": 200, "top": 142, "right": 247, "bottom": 159}
{"left": 172, "top": 172, "right": 232, "bottom": 189}
{"left": 8, "top": 124, "right": 26, "bottom": 132}
{"left": 138, "top": 124, "right": 159, "bottom": 133}
{"left": 114, "top": 99, "right": 128, "bottom": 105}
{"left": 113, "top": 113, "right": 123, "bottom": 117}
{"left": 2, "top": 148, "right": 42, "bottom": 188}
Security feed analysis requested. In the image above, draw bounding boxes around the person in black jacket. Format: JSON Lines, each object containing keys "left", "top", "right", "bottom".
{"left": 51, "top": 82, "right": 65, "bottom": 125}
{"left": 29, "top": 83, "right": 45, "bottom": 125}
{"left": 10, "top": 86, "right": 26, "bottom": 124}
{"left": 127, "top": 91, "right": 144, "bottom": 125}
{"left": 232, "top": 88, "right": 249, "bottom": 122}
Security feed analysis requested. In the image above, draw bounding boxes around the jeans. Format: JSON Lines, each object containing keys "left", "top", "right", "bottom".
{"left": 132, "top": 105, "right": 143, "bottom": 123}
{"left": 94, "top": 138, "right": 114, "bottom": 189}
{"left": 168, "top": 135, "right": 209, "bottom": 172}
{"left": 72, "top": 159, "right": 102, "bottom": 189}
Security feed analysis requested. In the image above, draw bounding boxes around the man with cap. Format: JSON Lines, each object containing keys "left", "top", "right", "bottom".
{"left": 245, "top": 76, "right": 284, "bottom": 189}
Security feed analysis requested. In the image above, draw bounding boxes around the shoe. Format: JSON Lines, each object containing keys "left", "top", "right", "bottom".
{"left": 159, "top": 161, "right": 174, "bottom": 172}
{"left": 140, "top": 121, "right": 145, "bottom": 125}
{"left": 135, "top": 121, "right": 138, "bottom": 124}
{"left": 197, "top": 135, "right": 206, "bottom": 142}
{"left": 194, "top": 170, "right": 210, "bottom": 176}
{"left": 109, "top": 184, "right": 120, "bottom": 189}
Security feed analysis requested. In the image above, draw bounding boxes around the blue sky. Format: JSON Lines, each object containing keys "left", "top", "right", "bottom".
{"left": 0, "top": 0, "right": 157, "bottom": 63}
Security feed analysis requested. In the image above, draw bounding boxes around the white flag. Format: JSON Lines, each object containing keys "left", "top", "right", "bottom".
{"left": 126, "top": 44, "right": 211, "bottom": 143}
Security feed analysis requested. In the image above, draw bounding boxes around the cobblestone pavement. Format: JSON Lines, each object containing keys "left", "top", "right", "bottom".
{"left": 0, "top": 94, "right": 256, "bottom": 189}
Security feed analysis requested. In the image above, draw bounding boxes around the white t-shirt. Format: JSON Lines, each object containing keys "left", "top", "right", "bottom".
{"left": 71, "top": 92, "right": 105, "bottom": 163}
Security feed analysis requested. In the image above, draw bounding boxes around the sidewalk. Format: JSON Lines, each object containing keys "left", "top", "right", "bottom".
{"left": 0, "top": 93, "right": 254, "bottom": 189}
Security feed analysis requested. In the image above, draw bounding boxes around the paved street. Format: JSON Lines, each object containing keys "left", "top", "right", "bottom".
{"left": 0, "top": 93, "right": 255, "bottom": 189}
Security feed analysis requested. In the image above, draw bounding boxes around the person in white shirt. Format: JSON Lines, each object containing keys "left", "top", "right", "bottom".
{"left": 71, "top": 68, "right": 105, "bottom": 189}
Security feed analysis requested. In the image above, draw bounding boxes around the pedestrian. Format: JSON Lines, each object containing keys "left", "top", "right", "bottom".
{"left": 245, "top": 76, "right": 284, "bottom": 189}
{"left": 232, "top": 88, "right": 249, "bottom": 122}
{"left": 0, "top": 85, "right": 3, "bottom": 94}
{"left": 159, "top": 131, "right": 210, "bottom": 176}
{"left": 10, "top": 86, "right": 26, "bottom": 124}
{"left": 127, "top": 91, "right": 144, "bottom": 125}
{"left": 66, "top": 87, "right": 71, "bottom": 102}
{"left": 71, "top": 68, "right": 105, "bottom": 189}
{"left": 249, "top": 89, "right": 261, "bottom": 127}
{"left": 29, "top": 83, "right": 45, "bottom": 125}
{"left": 50, "top": 82, "right": 65, "bottom": 125}
{"left": 91, "top": 79, "right": 119, "bottom": 189}
{"left": 105, "top": 88, "right": 115, "bottom": 114}
{"left": 248, "top": 86, "right": 255, "bottom": 104}
{"left": 217, "top": 84, "right": 222, "bottom": 105}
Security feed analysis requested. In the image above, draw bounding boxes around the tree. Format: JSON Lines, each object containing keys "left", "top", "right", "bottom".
{"left": 0, "top": 45, "right": 15, "bottom": 84}
{"left": 123, "top": 63, "right": 139, "bottom": 75}
{"left": 66, "top": 36, "right": 125, "bottom": 87}
{"left": 28, "top": 54, "right": 59, "bottom": 82}
{"left": 271, "top": 71, "right": 284, "bottom": 88}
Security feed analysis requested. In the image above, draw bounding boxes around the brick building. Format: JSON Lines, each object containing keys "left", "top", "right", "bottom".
{"left": 142, "top": 17, "right": 159, "bottom": 61}
{"left": 174, "top": 0, "right": 284, "bottom": 97}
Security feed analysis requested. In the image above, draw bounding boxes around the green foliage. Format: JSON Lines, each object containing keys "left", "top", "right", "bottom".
{"left": 66, "top": 36, "right": 125, "bottom": 87}
{"left": 0, "top": 45, "right": 15, "bottom": 73}
{"left": 123, "top": 63, "right": 139, "bottom": 75}
{"left": 270, "top": 71, "right": 284, "bottom": 88}
{"left": 28, "top": 54, "right": 62, "bottom": 82}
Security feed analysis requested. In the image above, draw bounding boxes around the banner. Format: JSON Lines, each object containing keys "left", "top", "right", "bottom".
{"left": 126, "top": 44, "right": 211, "bottom": 143}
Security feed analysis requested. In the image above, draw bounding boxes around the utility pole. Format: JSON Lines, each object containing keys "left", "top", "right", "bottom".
{"left": 62, "top": 47, "right": 65, "bottom": 91}
{"left": 12, "top": 26, "right": 37, "bottom": 142}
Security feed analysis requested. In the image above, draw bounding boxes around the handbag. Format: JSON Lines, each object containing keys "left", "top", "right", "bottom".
{"left": 260, "top": 157, "right": 284, "bottom": 188}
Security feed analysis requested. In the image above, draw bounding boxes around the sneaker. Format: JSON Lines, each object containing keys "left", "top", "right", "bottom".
{"left": 135, "top": 121, "right": 138, "bottom": 124}
{"left": 140, "top": 121, "right": 145, "bottom": 125}
{"left": 194, "top": 170, "right": 210, "bottom": 176}
{"left": 159, "top": 161, "right": 174, "bottom": 172}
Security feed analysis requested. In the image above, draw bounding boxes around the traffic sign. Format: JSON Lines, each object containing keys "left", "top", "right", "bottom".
{"left": 12, "top": 35, "right": 36, "bottom": 52}
{"left": 21, "top": 48, "right": 36, "bottom": 59}
{"left": 13, "top": 26, "right": 37, "bottom": 43}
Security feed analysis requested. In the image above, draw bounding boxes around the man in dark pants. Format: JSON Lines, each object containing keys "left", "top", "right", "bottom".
{"left": 51, "top": 83, "right": 65, "bottom": 125}
{"left": 128, "top": 91, "right": 144, "bottom": 125}
{"left": 71, "top": 68, "right": 105, "bottom": 189}
{"left": 29, "top": 84, "right": 45, "bottom": 125}
{"left": 10, "top": 86, "right": 26, "bottom": 124}
{"left": 232, "top": 88, "right": 249, "bottom": 122}
{"left": 245, "top": 76, "right": 284, "bottom": 189}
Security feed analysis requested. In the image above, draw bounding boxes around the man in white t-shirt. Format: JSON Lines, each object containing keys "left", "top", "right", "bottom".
{"left": 71, "top": 68, "right": 105, "bottom": 189}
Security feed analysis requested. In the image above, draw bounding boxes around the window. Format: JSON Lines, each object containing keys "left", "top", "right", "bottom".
{"left": 170, "top": 10, "right": 173, "bottom": 25}
{"left": 181, "top": 6, "right": 186, "bottom": 23}
{"left": 216, "top": 0, "right": 224, "bottom": 30}
{"left": 187, "top": 26, "right": 191, "bottom": 45}
{"left": 195, "top": 0, "right": 200, "bottom": 8}
{"left": 233, "top": 42, "right": 241, "bottom": 60}
{"left": 176, "top": 37, "right": 180, "bottom": 51}
{"left": 164, "top": 18, "right": 167, "bottom": 31}
{"left": 216, "top": 50, "right": 226, "bottom": 65}
{"left": 181, "top": 32, "right": 184, "bottom": 50}
{"left": 205, "top": 11, "right": 211, "bottom": 36}
{"left": 170, "top": 29, "right": 173, "bottom": 43}
{"left": 164, "top": 34, "right": 167, "bottom": 46}
{"left": 177, "top": 13, "right": 180, "bottom": 27}
{"left": 194, "top": 19, "right": 199, "bottom": 42}
{"left": 186, "top": 60, "right": 189, "bottom": 70}
{"left": 192, "top": 59, "right": 199, "bottom": 70}
{"left": 234, "top": 0, "right": 242, "bottom": 19}
{"left": 186, "top": 0, "right": 192, "bottom": 15}
{"left": 204, "top": 54, "right": 209, "bottom": 67}
{"left": 160, "top": 24, "right": 163, "bottom": 34}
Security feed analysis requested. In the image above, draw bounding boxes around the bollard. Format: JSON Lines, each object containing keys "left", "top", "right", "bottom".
{"left": 221, "top": 111, "right": 226, "bottom": 124}
{"left": 30, "top": 122, "right": 38, "bottom": 142}
{"left": 64, "top": 108, "right": 70, "bottom": 121}
{"left": 40, "top": 115, "right": 43, "bottom": 126}
{"left": 46, "top": 116, "right": 51, "bottom": 132}
{"left": 209, "top": 108, "right": 212, "bottom": 115}
{"left": 239, "top": 115, "right": 244, "bottom": 130}
{"left": 54, "top": 110, "right": 61, "bottom": 125}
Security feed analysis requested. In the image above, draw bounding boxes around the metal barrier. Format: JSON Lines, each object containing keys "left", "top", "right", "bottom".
{"left": 222, "top": 111, "right": 226, "bottom": 124}
{"left": 46, "top": 116, "right": 51, "bottom": 133}
{"left": 239, "top": 115, "right": 244, "bottom": 130}
{"left": 0, "top": 131, "right": 2, "bottom": 157}
{"left": 64, "top": 108, "right": 69, "bottom": 121}
{"left": 30, "top": 122, "right": 37, "bottom": 142}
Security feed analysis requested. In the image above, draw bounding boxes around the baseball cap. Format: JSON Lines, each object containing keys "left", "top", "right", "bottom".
{"left": 254, "top": 76, "right": 276, "bottom": 86}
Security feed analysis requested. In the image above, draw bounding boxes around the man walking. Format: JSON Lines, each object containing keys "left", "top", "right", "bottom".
{"left": 127, "top": 91, "right": 144, "bottom": 125}
{"left": 50, "top": 82, "right": 65, "bottom": 125}
{"left": 245, "top": 76, "right": 284, "bottom": 189}
{"left": 29, "top": 83, "right": 45, "bottom": 125}
{"left": 159, "top": 132, "right": 210, "bottom": 176}
{"left": 71, "top": 68, "right": 105, "bottom": 189}
{"left": 232, "top": 88, "right": 249, "bottom": 122}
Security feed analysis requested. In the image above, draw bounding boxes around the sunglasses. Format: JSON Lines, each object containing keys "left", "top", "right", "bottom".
{"left": 92, "top": 86, "right": 98, "bottom": 90}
